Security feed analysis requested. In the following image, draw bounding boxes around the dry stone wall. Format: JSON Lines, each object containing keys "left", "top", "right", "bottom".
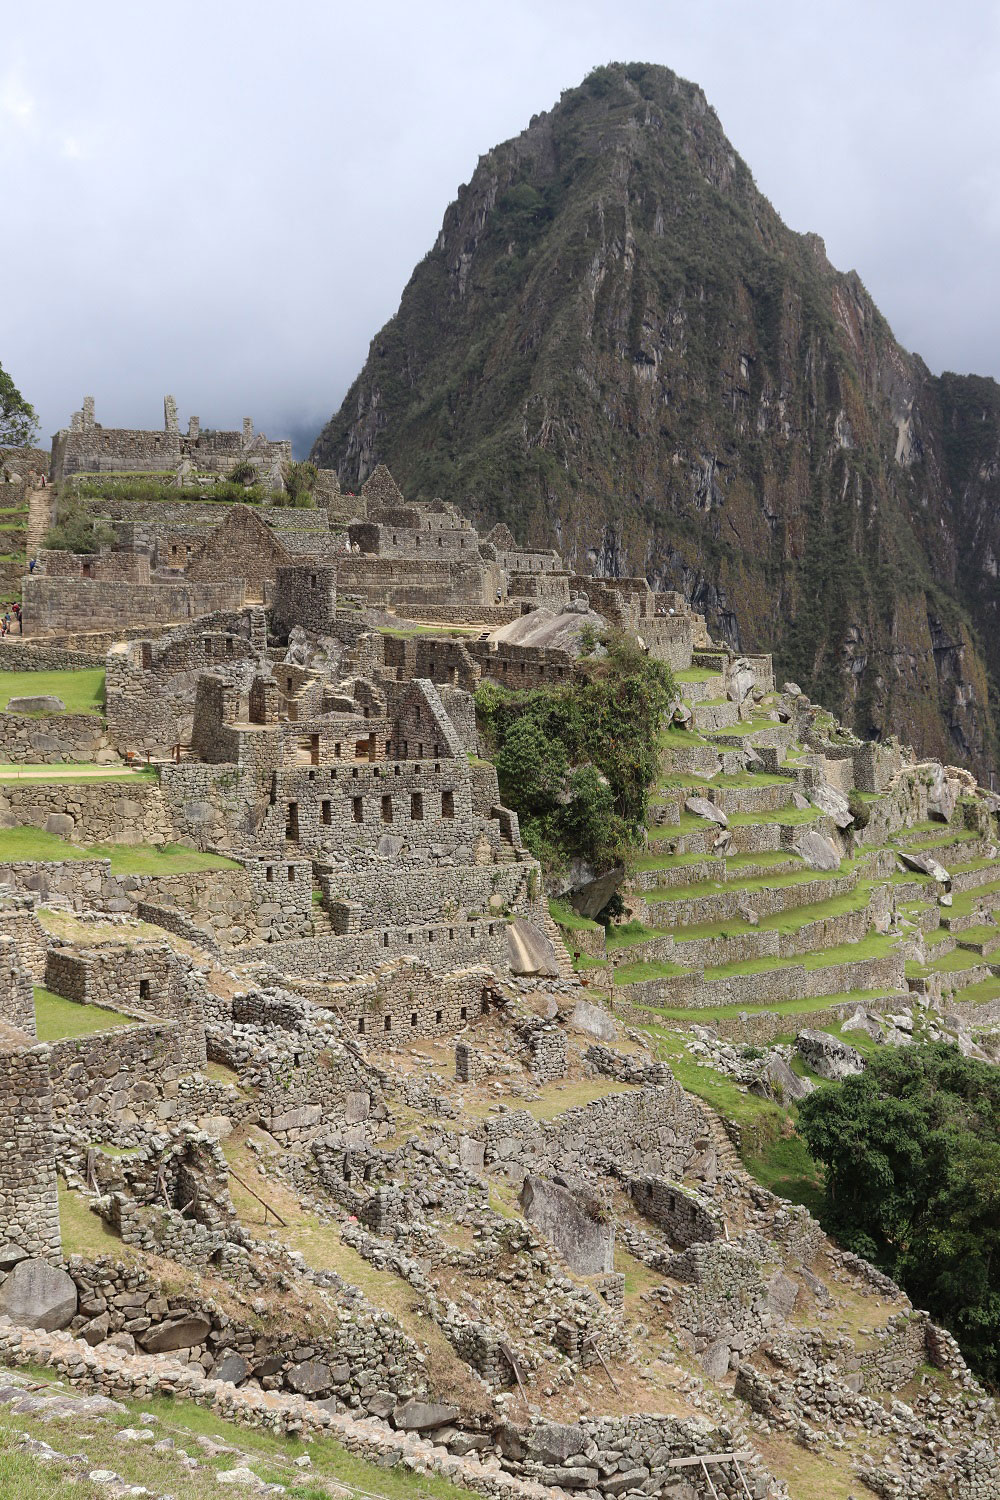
{"left": 0, "top": 1025, "right": 61, "bottom": 1263}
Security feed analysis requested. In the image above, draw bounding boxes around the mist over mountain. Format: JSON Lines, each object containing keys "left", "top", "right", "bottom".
{"left": 313, "top": 61, "right": 1000, "bottom": 779}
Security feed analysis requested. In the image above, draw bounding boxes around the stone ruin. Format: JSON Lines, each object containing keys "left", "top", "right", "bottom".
{"left": 0, "top": 461, "right": 997, "bottom": 1498}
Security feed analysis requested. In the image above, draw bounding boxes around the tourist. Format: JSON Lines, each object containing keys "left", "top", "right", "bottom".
{"left": 28, "top": 557, "right": 36, "bottom": 573}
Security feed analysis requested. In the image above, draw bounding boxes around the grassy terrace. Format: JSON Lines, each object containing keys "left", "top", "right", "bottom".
{"left": 653, "top": 769, "right": 796, "bottom": 792}
{"left": 611, "top": 930, "right": 899, "bottom": 986}
{"left": 0, "top": 668, "right": 106, "bottom": 714}
{"left": 642, "top": 861, "right": 854, "bottom": 907}
{"left": 0, "top": 826, "right": 237, "bottom": 874}
{"left": 0, "top": 764, "right": 157, "bottom": 783}
{"left": 629, "top": 985, "right": 904, "bottom": 1025}
{"left": 674, "top": 666, "right": 723, "bottom": 683}
{"left": 33, "top": 985, "right": 136, "bottom": 1041}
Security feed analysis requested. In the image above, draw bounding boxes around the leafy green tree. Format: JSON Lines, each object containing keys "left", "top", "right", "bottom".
{"left": 477, "top": 632, "right": 674, "bottom": 876}
{"left": 798, "top": 1044, "right": 1000, "bottom": 1383}
{"left": 0, "top": 362, "right": 38, "bottom": 449}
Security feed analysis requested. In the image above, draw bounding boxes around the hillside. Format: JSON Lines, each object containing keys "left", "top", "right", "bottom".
{"left": 313, "top": 61, "right": 1000, "bottom": 781}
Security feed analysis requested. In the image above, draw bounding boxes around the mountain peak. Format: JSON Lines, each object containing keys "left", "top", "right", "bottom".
{"left": 313, "top": 64, "right": 1000, "bottom": 778}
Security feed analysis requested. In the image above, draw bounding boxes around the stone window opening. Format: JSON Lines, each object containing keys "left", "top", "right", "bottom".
{"left": 410, "top": 792, "right": 423, "bottom": 821}
{"left": 427, "top": 930, "right": 433, "bottom": 943}
{"left": 225, "top": 638, "right": 234, "bottom": 656}
{"left": 394, "top": 764, "right": 400, "bottom": 776}
{"left": 449, "top": 928, "right": 454, "bottom": 940}
{"left": 285, "top": 802, "right": 299, "bottom": 842}
{"left": 309, "top": 573, "right": 317, "bottom": 588}
{"left": 351, "top": 766, "right": 359, "bottom": 778}
{"left": 417, "top": 743, "right": 424, "bottom": 758}
{"left": 383, "top": 933, "right": 389, "bottom": 947}
{"left": 287, "top": 865, "right": 295, "bottom": 882}
{"left": 407, "top": 932, "right": 414, "bottom": 945}
{"left": 434, "top": 744, "right": 440, "bottom": 759}
{"left": 460, "top": 1006, "right": 468, "bottom": 1021}
{"left": 321, "top": 800, "right": 331, "bottom": 826}
{"left": 308, "top": 769, "right": 316, "bottom": 781}
{"left": 352, "top": 796, "right": 363, "bottom": 823}
{"left": 384, "top": 1015, "right": 392, "bottom": 1032}
{"left": 442, "top": 790, "right": 454, "bottom": 819}
{"left": 437, "top": 537, "right": 443, "bottom": 547}
{"left": 411, "top": 1013, "right": 418, "bottom": 1026}
{"left": 381, "top": 795, "right": 393, "bottom": 823}
{"left": 488, "top": 924, "right": 494, "bottom": 936}
{"left": 269, "top": 775, "right": 278, "bottom": 807}
{"left": 266, "top": 866, "right": 273, "bottom": 882}
{"left": 470, "top": 926, "right": 476, "bottom": 938}
{"left": 435, "top": 1009, "right": 443, "bottom": 1023}
{"left": 373, "top": 766, "right": 380, "bottom": 778}
{"left": 357, "top": 1017, "right": 365, "bottom": 1034}
{"left": 334, "top": 744, "right": 341, "bottom": 759}
{"left": 139, "top": 978, "right": 151, "bottom": 1003}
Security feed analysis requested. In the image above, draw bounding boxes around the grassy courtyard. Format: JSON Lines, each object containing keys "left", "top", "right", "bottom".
{"left": 0, "top": 668, "right": 106, "bottom": 714}
{"left": 0, "top": 826, "right": 237, "bottom": 874}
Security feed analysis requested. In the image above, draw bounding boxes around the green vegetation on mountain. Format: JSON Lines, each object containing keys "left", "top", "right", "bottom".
{"left": 476, "top": 632, "right": 674, "bottom": 878}
{"left": 315, "top": 60, "right": 1000, "bottom": 779}
{"left": 799, "top": 1045, "right": 1000, "bottom": 1385}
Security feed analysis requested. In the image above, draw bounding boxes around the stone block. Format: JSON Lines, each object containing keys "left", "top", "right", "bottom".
{"left": 0, "top": 1259, "right": 78, "bottom": 1331}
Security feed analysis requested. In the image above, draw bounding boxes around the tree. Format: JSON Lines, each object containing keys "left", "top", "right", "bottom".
{"left": 0, "top": 362, "right": 38, "bottom": 449}
{"left": 798, "top": 1044, "right": 1000, "bottom": 1383}
{"left": 476, "top": 632, "right": 675, "bottom": 876}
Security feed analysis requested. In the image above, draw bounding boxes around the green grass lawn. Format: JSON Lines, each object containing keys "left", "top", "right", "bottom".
{"left": 0, "top": 668, "right": 105, "bottom": 714}
{"left": 0, "top": 766, "right": 157, "bottom": 784}
{"left": 624, "top": 985, "right": 904, "bottom": 1024}
{"left": 33, "top": 985, "right": 136, "bottom": 1041}
{"left": 673, "top": 666, "right": 723, "bottom": 683}
{"left": 0, "top": 826, "right": 237, "bottom": 874}
{"left": 549, "top": 897, "right": 602, "bottom": 932}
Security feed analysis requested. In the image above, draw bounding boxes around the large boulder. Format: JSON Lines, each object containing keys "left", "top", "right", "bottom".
{"left": 808, "top": 782, "right": 853, "bottom": 829}
{"left": 924, "top": 764, "right": 960, "bottom": 823}
{"left": 139, "top": 1314, "right": 211, "bottom": 1353}
{"left": 5, "top": 695, "right": 66, "bottom": 714}
{"left": 520, "top": 1175, "right": 613, "bottom": 1274}
{"left": 795, "top": 830, "right": 842, "bottom": 871}
{"left": 897, "top": 849, "right": 950, "bottom": 884}
{"left": 566, "top": 862, "right": 625, "bottom": 921}
{"left": 285, "top": 1360, "right": 332, "bottom": 1397}
{"left": 0, "top": 1259, "right": 77, "bottom": 1331}
{"left": 393, "top": 1399, "right": 460, "bottom": 1431}
{"left": 528, "top": 1422, "right": 588, "bottom": 1465}
{"left": 685, "top": 796, "right": 728, "bottom": 827}
{"left": 751, "top": 1053, "right": 814, "bottom": 1103}
{"left": 506, "top": 918, "right": 560, "bottom": 977}
{"left": 570, "top": 998, "right": 616, "bottom": 1042}
{"left": 796, "top": 1029, "right": 865, "bottom": 1081}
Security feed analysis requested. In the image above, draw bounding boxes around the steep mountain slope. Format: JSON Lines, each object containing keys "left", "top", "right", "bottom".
{"left": 313, "top": 62, "right": 999, "bottom": 779}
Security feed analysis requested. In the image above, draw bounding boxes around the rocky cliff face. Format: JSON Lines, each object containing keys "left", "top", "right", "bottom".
{"left": 313, "top": 62, "right": 998, "bottom": 778}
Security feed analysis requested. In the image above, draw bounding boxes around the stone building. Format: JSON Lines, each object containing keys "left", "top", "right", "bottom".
{"left": 50, "top": 396, "right": 292, "bottom": 483}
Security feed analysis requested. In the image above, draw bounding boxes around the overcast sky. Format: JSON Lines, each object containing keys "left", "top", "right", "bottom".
{"left": 4, "top": 0, "right": 1000, "bottom": 454}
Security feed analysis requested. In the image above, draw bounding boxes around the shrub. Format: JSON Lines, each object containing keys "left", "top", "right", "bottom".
{"left": 44, "top": 502, "right": 116, "bottom": 554}
{"left": 848, "top": 790, "right": 871, "bottom": 828}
